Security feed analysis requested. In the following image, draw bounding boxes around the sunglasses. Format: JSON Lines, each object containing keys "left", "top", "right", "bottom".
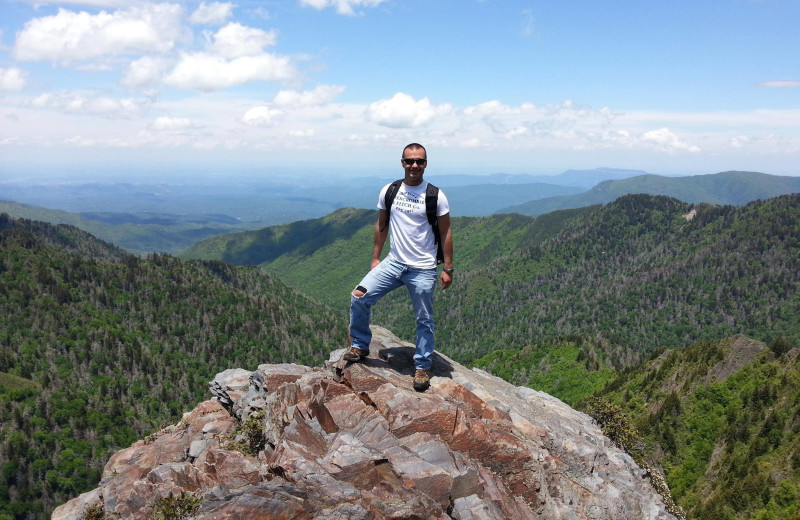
{"left": 402, "top": 158, "right": 427, "bottom": 166}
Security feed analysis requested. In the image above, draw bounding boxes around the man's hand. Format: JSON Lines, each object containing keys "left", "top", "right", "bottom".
{"left": 371, "top": 258, "right": 381, "bottom": 269}
{"left": 440, "top": 270, "right": 452, "bottom": 289}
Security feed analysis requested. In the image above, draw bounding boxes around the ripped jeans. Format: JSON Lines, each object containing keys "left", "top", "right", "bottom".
{"left": 349, "top": 257, "right": 438, "bottom": 371}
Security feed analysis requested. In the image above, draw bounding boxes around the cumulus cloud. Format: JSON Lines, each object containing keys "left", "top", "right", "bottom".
{"left": 208, "top": 22, "right": 278, "bottom": 58}
{"left": 120, "top": 55, "right": 170, "bottom": 89}
{"left": 29, "top": 91, "right": 151, "bottom": 117}
{"left": 241, "top": 106, "right": 284, "bottom": 126}
{"left": 299, "top": 0, "right": 388, "bottom": 16}
{"left": 0, "top": 67, "right": 28, "bottom": 91}
{"left": 164, "top": 53, "right": 294, "bottom": 90}
{"left": 289, "top": 129, "right": 316, "bottom": 137}
{"left": 366, "top": 93, "right": 452, "bottom": 128}
{"left": 461, "top": 99, "right": 617, "bottom": 142}
{"left": 641, "top": 128, "right": 700, "bottom": 153}
{"left": 162, "top": 23, "right": 293, "bottom": 91}
{"left": 13, "top": 4, "right": 185, "bottom": 63}
{"left": 758, "top": 80, "right": 800, "bottom": 89}
{"left": 189, "top": 2, "right": 235, "bottom": 25}
{"left": 272, "top": 85, "right": 346, "bottom": 107}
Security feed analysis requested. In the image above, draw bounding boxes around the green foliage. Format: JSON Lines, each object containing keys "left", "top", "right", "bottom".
{"left": 597, "top": 335, "right": 800, "bottom": 520}
{"left": 226, "top": 411, "right": 267, "bottom": 456}
{"left": 186, "top": 194, "right": 800, "bottom": 367}
{"left": 472, "top": 335, "right": 622, "bottom": 405}
{"left": 585, "top": 396, "right": 643, "bottom": 455}
{"left": 0, "top": 215, "right": 344, "bottom": 519}
{"left": 152, "top": 491, "right": 202, "bottom": 520}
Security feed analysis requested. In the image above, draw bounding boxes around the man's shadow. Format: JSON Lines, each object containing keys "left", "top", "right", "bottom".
{"left": 376, "top": 346, "right": 454, "bottom": 379}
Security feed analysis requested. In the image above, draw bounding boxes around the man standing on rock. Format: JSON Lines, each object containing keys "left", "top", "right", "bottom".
{"left": 345, "top": 143, "right": 454, "bottom": 392}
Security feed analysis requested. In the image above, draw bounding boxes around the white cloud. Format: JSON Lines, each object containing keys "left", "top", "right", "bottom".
{"left": 521, "top": 9, "right": 535, "bottom": 37}
{"left": 299, "top": 0, "right": 388, "bottom": 16}
{"left": 29, "top": 91, "right": 151, "bottom": 117}
{"left": 0, "top": 67, "right": 28, "bottom": 91}
{"left": 641, "top": 128, "right": 700, "bottom": 153}
{"left": 120, "top": 55, "right": 170, "bottom": 89}
{"left": 164, "top": 53, "right": 295, "bottom": 91}
{"left": 758, "top": 80, "right": 800, "bottom": 89}
{"left": 272, "top": 85, "right": 346, "bottom": 107}
{"left": 730, "top": 135, "right": 749, "bottom": 149}
{"left": 14, "top": 0, "right": 135, "bottom": 6}
{"left": 161, "top": 22, "right": 293, "bottom": 91}
{"left": 150, "top": 116, "right": 194, "bottom": 130}
{"left": 13, "top": 4, "right": 185, "bottom": 63}
{"left": 209, "top": 22, "right": 277, "bottom": 59}
{"left": 289, "top": 128, "right": 316, "bottom": 137}
{"left": 241, "top": 106, "right": 284, "bottom": 126}
{"left": 366, "top": 93, "right": 452, "bottom": 128}
{"left": 189, "top": 2, "right": 235, "bottom": 25}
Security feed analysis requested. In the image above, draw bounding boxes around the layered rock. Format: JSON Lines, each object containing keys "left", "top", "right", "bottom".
{"left": 54, "top": 326, "right": 679, "bottom": 520}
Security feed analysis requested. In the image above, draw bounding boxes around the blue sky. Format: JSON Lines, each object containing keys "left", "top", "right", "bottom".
{"left": 1, "top": 0, "right": 799, "bottom": 181}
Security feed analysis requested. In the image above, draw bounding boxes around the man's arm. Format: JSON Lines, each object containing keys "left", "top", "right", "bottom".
{"left": 438, "top": 212, "right": 453, "bottom": 289}
{"left": 372, "top": 209, "right": 389, "bottom": 268}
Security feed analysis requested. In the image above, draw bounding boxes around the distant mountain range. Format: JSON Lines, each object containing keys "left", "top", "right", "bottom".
{"left": 3, "top": 169, "right": 798, "bottom": 254}
{"left": 499, "top": 170, "right": 800, "bottom": 216}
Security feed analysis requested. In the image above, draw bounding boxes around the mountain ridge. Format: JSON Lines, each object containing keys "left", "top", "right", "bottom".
{"left": 498, "top": 170, "right": 800, "bottom": 216}
{"left": 184, "top": 193, "right": 800, "bottom": 362}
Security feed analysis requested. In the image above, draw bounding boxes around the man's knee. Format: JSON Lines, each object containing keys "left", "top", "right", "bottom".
{"left": 352, "top": 285, "right": 368, "bottom": 298}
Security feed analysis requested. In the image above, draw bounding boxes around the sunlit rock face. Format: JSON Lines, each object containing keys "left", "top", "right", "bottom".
{"left": 54, "top": 326, "right": 678, "bottom": 520}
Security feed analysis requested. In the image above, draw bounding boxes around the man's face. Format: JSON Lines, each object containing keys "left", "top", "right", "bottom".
{"left": 401, "top": 148, "right": 427, "bottom": 186}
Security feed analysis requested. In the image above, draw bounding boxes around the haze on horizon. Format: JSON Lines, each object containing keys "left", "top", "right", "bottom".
{"left": 1, "top": 0, "right": 799, "bottom": 182}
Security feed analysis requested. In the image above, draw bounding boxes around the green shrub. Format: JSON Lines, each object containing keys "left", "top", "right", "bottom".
{"left": 152, "top": 491, "right": 201, "bottom": 520}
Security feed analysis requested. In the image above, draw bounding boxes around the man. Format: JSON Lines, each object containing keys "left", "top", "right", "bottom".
{"left": 345, "top": 143, "right": 453, "bottom": 392}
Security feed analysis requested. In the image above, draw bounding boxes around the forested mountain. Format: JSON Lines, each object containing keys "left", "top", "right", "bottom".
{"left": 4, "top": 192, "right": 800, "bottom": 518}
{"left": 183, "top": 205, "right": 597, "bottom": 305}
{"left": 499, "top": 171, "right": 800, "bottom": 216}
{"left": 186, "top": 193, "right": 800, "bottom": 365}
{"left": 591, "top": 335, "right": 800, "bottom": 520}
{"left": 0, "top": 214, "right": 345, "bottom": 519}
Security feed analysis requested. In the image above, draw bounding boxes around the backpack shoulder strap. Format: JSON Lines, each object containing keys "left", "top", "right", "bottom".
{"left": 424, "top": 182, "right": 444, "bottom": 265}
{"left": 381, "top": 179, "right": 403, "bottom": 232}
{"left": 424, "top": 182, "right": 439, "bottom": 227}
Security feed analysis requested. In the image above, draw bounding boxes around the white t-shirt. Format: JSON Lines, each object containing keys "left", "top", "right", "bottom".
{"left": 377, "top": 181, "right": 450, "bottom": 269}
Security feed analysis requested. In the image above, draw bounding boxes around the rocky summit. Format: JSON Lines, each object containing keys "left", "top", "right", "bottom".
{"left": 54, "top": 326, "right": 678, "bottom": 520}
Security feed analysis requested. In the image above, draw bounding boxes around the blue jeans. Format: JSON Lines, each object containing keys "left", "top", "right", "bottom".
{"left": 349, "top": 257, "right": 438, "bottom": 370}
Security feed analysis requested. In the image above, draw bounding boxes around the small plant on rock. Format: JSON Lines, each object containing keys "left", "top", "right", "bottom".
{"left": 82, "top": 501, "right": 104, "bottom": 520}
{"left": 151, "top": 491, "right": 202, "bottom": 520}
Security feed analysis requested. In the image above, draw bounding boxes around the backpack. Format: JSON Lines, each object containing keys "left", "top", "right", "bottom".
{"left": 382, "top": 179, "right": 444, "bottom": 265}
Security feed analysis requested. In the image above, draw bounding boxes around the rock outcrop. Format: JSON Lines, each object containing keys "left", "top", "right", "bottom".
{"left": 54, "top": 326, "right": 678, "bottom": 520}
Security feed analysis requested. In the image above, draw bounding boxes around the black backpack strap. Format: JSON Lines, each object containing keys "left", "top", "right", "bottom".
{"left": 425, "top": 182, "right": 444, "bottom": 265}
{"left": 381, "top": 179, "right": 403, "bottom": 232}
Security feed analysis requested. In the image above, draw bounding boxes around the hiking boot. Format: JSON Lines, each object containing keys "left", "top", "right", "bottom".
{"left": 413, "top": 369, "right": 431, "bottom": 392}
{"left": 343, "top": 346, "right": 369, "bottom": 362}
